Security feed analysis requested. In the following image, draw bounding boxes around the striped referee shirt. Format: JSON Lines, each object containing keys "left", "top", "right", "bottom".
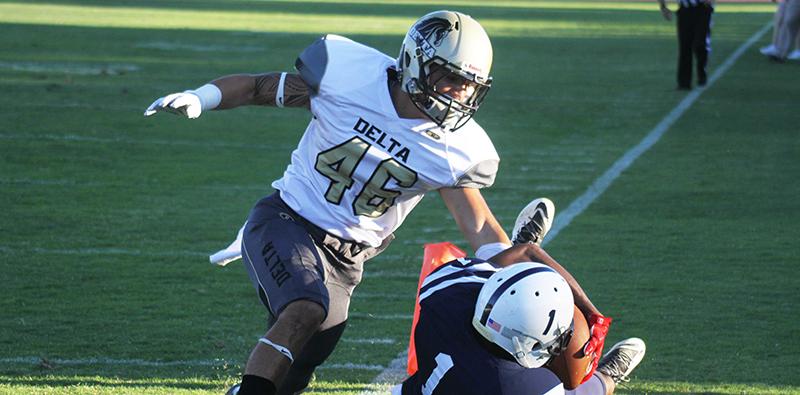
{"left": 678, "top": 0, "right": 711, "bottom": 7}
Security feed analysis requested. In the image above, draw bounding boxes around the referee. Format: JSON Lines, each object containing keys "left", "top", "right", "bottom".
{"left": 659, "top": 0, "right": 715, "bottom": 89}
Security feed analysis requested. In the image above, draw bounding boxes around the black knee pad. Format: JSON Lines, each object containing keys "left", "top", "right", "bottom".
{"left": 277, "top": 321, "right": 348, "bottom": 395}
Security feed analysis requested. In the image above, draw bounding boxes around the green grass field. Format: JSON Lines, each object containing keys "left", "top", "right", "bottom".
{"left": 1, "top": 0, "right": 798, "bottom": 394}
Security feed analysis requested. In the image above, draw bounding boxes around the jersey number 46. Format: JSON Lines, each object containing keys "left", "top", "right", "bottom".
{"left": 315, "top": 137, "right": 418, "bottom": 218}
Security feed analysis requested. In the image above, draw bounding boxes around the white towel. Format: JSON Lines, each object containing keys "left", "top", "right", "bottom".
{"left": 209, "top": 222, "right": 246, "bottom": 266}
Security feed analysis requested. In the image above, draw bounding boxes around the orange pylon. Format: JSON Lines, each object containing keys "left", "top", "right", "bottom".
{"left": 406, "top": 242, "right": 467, "bottom": 376}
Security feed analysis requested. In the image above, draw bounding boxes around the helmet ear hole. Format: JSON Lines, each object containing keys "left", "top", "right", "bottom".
{"left": 404, "top": 52, "right": 411, "bottom": 68}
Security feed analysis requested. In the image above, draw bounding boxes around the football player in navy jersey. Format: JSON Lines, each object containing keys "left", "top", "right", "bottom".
{"left": 144, "top": 10, "right": 544, "bottom": 395}
{"left": 395, "top": 257, "right": 646, "bottom": 395}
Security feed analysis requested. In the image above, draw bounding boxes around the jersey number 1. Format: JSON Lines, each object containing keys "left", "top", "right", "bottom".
{"left": 315, "top": 137, "right": 417, "bottom": 218}
{"left": 421, "top": 353, "right": 454, "bottom": 395}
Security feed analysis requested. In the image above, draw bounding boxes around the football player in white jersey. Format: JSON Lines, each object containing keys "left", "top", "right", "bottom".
{"left": 146, "top": 10, "right": 536, "bottom": 395}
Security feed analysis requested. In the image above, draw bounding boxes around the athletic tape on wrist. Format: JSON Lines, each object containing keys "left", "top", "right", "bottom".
{"left": 258, "top": 337, "right": 294, "bottom": 363}
{"left": 191, "top": 83, "right": 222, "bottom": 111}
{"left": 475, "top": 242, "right": 512, "bottom": 261}
{"left": 276, "top": 72, "right": 287, "bottom": 108}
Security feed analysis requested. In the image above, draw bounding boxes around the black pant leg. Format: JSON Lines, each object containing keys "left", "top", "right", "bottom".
{"left": 693, "top": 6, "right": 713, "bottom": 85}
{"left": 276, "top": 321, "right": 348, "bottom": 395}
{"left": 676, "top": 7, "right": 694, "bottom": 88}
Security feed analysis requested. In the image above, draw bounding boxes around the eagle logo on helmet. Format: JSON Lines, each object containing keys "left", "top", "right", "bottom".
{"left": 410, "top": 17, "right": 453, "bottom": 58}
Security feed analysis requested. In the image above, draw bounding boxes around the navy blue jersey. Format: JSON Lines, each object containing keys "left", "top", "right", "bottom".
{"left": 401, "top": 258, "right": 565, "bottom": 395}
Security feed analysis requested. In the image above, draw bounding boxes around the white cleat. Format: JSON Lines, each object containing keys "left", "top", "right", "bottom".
{"left": 760, "top": 44, "right": 779, "bottom": 57}
{"left": 511, "top": 197, "right": 555, "bottom": 245}
{"left": 596, "top": 337, "right": 647, "bottom": 384}
{"left": 788, "top": 49, "right": 800, "bottom": 60}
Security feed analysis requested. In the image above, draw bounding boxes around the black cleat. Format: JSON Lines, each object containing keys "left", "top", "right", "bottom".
{"left": 597, "top": 338, "right": 647, "bottom": 384}
{"left": 225, "top": 383, "right": 240, "bottom": 395}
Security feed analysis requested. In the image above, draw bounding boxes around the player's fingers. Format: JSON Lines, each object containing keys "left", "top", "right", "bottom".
{"left": 161, "top": 105, "right": 186, "bottom": 116}
{"left": 581, "top": 358, "right": 599, "bottom": 384}
{"left": 169, "top": 94, "right": 201, "bottom": 118}
{"left": 144, "top": 97, "right": 165, "bottom": 116}
{"left": 583, "top": 338, "right": 596, "bottom": 355}
{"left": 169, "top": 94, "right": 193, "bottom": 108}
{"left": 162, "top": 93, "right": 185, "bottom": 109}
{"left": 144, "top": 93, "right": 183, "bottom": 116}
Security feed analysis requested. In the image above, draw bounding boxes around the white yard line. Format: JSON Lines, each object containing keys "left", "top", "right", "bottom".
{"left": 0, "top": 61, "right": 139, "bottom": 75}
{"left": 135, "top": 41, "right": 265, "bottom": 52}
{"left": 0, "top": 132, "right": 293, "bottom": 150}
{"left": 360, "top": 21, "right": 774, "bottom": 394}
{"left": 0, "top": 357, "right": 384, "bottom": 371}
{"left": 0, "top": 245, "right": 207, "bottom": 258}
{"left": 342, "top": 338, "right": 397, "bottom": 345}
{"left": 0, "top": 177, "right": 268, "bottom": 192}
{"left": 349, "top": 313, "right": 413, "bottom": 320}
{"left": 543, "top": 21, "right": 772, "bottom": 245}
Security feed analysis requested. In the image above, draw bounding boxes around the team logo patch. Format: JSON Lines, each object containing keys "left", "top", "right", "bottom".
{"left": 423, "top": 129, "right": 441, "bottom": 140}
{"left": 410, "top": 17, "right": 453, "bottom": 57}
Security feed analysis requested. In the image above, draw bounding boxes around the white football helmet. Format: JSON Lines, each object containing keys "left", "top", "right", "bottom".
{"left": 397, "top": 10, "right": 493, "bottom": 131}
{"left": 472, "top": 262, "right": 575, "bottom": 368}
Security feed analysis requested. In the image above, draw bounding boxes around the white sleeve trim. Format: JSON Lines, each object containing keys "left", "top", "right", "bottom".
{"left": 475, "top": 242, "right": 511, "bottom": 261}
{"left": 276, "top": 72, "right": 287, "bottom": 108}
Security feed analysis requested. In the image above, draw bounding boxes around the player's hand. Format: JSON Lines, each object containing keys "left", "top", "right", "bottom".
{"left": 660, "top": 5, "right": 672, "bottom": 21}
{"left": 144, "top": 92, "right": 203, "bottom": 119}
{"left": 581, "top": 313, "right": 612, "bottom": 383}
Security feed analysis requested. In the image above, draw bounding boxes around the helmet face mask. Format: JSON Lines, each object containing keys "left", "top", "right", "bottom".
{"left": 398, "top": 11, "right": 493, "bottom": 131}
{"left": 472, "top": 263, "right": 575, "bottom": 369}
{"left": 511, "top": 321, "right": 574, "bottom": 368}
{"left": 418, "top": 60, "right": 492, "bottom": 130}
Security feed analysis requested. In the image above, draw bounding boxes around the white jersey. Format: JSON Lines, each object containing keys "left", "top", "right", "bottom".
{"left": 273, "top": 35, "right": 499, "bottom": 247}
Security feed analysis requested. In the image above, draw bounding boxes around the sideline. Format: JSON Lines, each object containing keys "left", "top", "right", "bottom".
{"left": 543, "top": 21, "right": 774, "bottom": 244}
{"left": 360, "top": 20, "right": 774, "bottom": 395}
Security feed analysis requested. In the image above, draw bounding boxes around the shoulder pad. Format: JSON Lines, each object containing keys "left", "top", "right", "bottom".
{"left": 294, "top": 35, "right": 331, "bottom": 94}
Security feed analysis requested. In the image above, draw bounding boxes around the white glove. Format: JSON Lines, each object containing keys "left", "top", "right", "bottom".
{"left": 144, "top": 92, "right": 203, "bottom": 118}
{"left": 143, "top": 84, "right": 221, "bottom": 119}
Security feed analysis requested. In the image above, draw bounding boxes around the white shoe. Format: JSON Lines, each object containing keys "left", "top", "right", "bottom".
{"left": 511, "top": 197, "right": 555, "bottom": 245}
{"left": 596, "top": 338, "right": 647, "bottom": 384}
{"left": 788, "top": 49, "right": 800, "bottom": 60}
{"left": 760, "top": 44, "right": 779, "bottom": 56}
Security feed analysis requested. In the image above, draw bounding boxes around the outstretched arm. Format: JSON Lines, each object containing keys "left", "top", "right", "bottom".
{"left": 212, "top": 73, "right": 310, "bottom": 109}
{"left": 488, "top": 243, "right": 600, "bottom": 320}
{"left": 438, "top": 187, "right": 510, "bottom": 252}
{"left": 144, "top": 72, "right": 310, "bottom": 118}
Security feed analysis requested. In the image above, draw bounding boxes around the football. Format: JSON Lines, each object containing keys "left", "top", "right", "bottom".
{"left": 546, "top": 305, "right": 593, "bottom": 389}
